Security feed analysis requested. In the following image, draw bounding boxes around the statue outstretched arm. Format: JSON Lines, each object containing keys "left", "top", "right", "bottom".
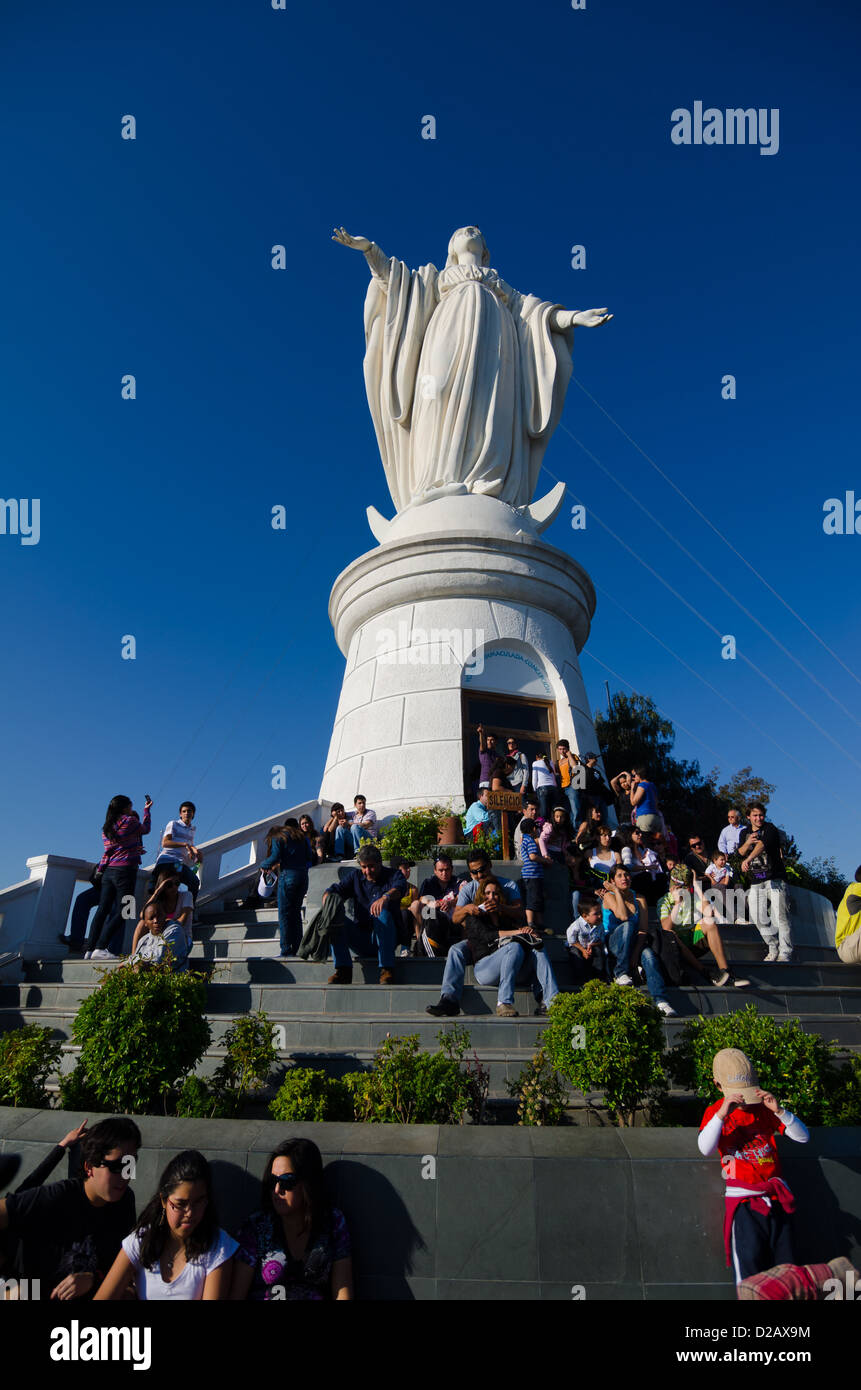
{"left": 332, "top": 226, "right": 390, "bottom": 286}
{"left": 549, "top": 306, "right": 613, "bottom": 330}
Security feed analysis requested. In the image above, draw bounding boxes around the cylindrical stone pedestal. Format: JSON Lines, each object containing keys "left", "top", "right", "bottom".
{"left": 319, "top": 496, "right": 605, "bottom": 818}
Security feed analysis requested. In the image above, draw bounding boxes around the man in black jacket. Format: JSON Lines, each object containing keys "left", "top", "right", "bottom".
{"left": 323, "top": 844, "right": 407, "bottom": 985}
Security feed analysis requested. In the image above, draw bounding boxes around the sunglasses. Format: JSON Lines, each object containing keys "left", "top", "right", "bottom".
{"left": 96, "top": 1157, "right": 131, "bottom": 1176}
{"left": 270, "top": 1172, "right": 301, "bottom": 1193}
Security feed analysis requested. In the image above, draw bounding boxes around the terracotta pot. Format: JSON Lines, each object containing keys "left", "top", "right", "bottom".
{"left": 437, "top": 816, "right": 462, "bottom": 846}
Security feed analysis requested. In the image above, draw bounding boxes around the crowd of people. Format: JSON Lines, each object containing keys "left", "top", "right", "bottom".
{"left": 0, "top": 1119, "right": 350, "bottom": 1301}
{"left": 59, "top": 742, "right": 801, "bottom": 1010}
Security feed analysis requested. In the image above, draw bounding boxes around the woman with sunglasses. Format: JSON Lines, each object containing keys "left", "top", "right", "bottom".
{"left": 95, "top": 1150, "right": 236, "bottom": 1300}
{"left": 232, "top": 1139, "right": 352, "bottom": 1300}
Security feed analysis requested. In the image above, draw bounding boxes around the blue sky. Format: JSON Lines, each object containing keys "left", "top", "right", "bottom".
{"left": 1, "top": 0, "right": 859, "bottom": 888}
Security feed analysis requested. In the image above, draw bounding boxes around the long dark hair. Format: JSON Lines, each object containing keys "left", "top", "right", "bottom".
{"left": 136, "top": 1150, "right": 219, "bottom": 1270}
{"left": 260, "top": 1139, "right": 332, "bottom": 1237}
{"left": 102, "top": 795, "right": 133, "bottom": 839}
{"left": 265, "top": 824, "right": 288, "bottom": 857}
{"left": 489, "top": 757, "right": 514, "bottom": 785}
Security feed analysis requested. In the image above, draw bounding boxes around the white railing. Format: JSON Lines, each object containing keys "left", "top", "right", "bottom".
{"left": 0, "top": 801, "right": 329, "bottom": 961}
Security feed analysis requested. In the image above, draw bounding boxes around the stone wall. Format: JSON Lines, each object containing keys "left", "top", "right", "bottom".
{"left": 2, "top": 1108, "right": 859, "bottom": 1300}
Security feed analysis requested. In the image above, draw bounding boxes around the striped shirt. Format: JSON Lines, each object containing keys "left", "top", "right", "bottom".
{"left": 98, "top": 807, "right": 151, "bottom": 870}
{"left": 520, "top": 834, "right": 543, "bottom": 879}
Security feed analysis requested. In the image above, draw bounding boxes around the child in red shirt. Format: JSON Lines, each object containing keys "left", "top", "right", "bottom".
{"left": 698, "top": 1048, "right": 809, "bottom": 1284}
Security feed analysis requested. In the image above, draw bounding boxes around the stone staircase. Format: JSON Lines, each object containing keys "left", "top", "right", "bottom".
{"left": 0, "top": 860, "right": 855, "bottom": 1109}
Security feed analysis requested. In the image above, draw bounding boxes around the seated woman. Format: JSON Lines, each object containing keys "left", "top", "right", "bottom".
{"left": 128, "top": 865, "right": 193, "bottom": 954}
{"left": 95, "top": 1150, "right": 236, "bottom": 1301}
{"left": 538, "top": 804, "right": 575, "bottom": 864}
{"left": 620, "top": 826, "right": 667, "bottom": 904}
{"left": 393, "top": 858, "right": 419, "bottom": 952}
{"left": 298, "top": 814, "right": 319, "bottom": 864}
{"left": 232, "top": 1139, "right": 352, "bottom": 1301}
{"left": 574, "top": 804, "right": 606, "bottom": 854}
{"left": 657, "top": 862, "right": 749, "bottom": 990}
{"left": 588, "top": 825, "right": 622, "bottom": 883}
{"left": 602, "top": 864, "right": 675, "bottom": 1016}
{"left": 129, "top": 900, "right": 189, "bottom": 973}
{"left": 465, "top": 876, "right": 559, "bottom": 1018}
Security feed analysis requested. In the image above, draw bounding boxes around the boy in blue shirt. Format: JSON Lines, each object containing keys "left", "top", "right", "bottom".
{"left": 519, "top": 817, "right": 548, "bottom": 931}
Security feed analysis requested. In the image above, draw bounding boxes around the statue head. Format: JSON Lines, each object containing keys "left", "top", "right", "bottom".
{"left": 445, "top": 226, "right": 490, "bottom": 268}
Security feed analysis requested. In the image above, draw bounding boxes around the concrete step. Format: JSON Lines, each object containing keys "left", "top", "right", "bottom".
{"left": 3, "top": 989, "right": 861, "bottom": 1043}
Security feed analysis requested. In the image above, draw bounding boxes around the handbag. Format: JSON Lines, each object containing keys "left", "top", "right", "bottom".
{"left": 495, "top": 929, "right": 544, "bottom": 952}
{"left": 258, "top": 870, "right": 278, "bottom": 901}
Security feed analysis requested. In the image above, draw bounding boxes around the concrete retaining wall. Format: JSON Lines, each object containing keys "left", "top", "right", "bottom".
{"left": 2, "top": 1108, "right": 859, "bottom": 1300}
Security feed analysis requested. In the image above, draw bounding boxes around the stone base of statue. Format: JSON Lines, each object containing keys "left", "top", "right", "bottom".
{"left": 318, "top": 493, "right": 605, "bottom": 817}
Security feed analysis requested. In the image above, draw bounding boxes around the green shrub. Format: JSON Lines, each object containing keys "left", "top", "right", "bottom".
{"left": 506, "top": 1047, "right": 568, "bottom": 1126}
{"left": 344, "top": 1026, "right": 488, "bottom": 1125}
{"left": 378, "top": 805, "right": 456, "bottom": 862}
{"left": 69, "top": 962, "right": 211, "bottom": 1114}
{"left": 668, "top": 1004, "right": 861, "bottom": 1125}
{"left": 0, "top": 1025, "right": 64, "bottom": 1108}
{"left": 211, "top": 1012, "right": 277, "bottom": 1116}
{"left": 58, "top": 1063, "right": 109, "bottom": 1114}
{"left": 269, "top": 1068, "right": 351, "bottom": 1123}
{"left": 175, "top": 1074, "right": 227, "bottom": 1119}
{"left": 542, "top": 982, "right": 668, "bottom": 1126}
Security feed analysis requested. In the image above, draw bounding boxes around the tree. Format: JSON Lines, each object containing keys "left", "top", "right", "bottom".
{"left": 708, "top": 765, "right": 776, "bottom": 815}
{"left": 597, "top": 691, "right": 844, "bottom": 901}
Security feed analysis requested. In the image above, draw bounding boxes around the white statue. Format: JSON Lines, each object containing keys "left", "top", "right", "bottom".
{"left": 333, "top": 225, "right": 612, "bottom": 517}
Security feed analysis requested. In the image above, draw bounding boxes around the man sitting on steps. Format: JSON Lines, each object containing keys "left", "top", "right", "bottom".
{"left": 323, "top": 845, "right": 406, "bottom": 985}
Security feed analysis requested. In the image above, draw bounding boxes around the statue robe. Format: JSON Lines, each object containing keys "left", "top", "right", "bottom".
{"left": 363, "top": 257, "right": 574, "bottom": 514}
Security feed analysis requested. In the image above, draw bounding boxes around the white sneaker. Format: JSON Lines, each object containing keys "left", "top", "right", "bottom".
{"left": 763, "top": 946, "right": 779, "bottom": 963}
{"left": 90, "top": 949, "right": 119, "bottom": 960}
{"left": 657, "top": 1000, "right": 677, "bottom": 1017}
{"left": 614, "top": 973, "right": 633, "bottom": 987}
{"left": 83, "top": 951, "right": 92, "bottom": 960}
{"left": 778, "top": 951, "right": 793, "bottom": 963}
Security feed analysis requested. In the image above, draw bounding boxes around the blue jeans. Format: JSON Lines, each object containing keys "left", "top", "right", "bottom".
{"left": 564, "top": 785, "right": 583, "bottom": 826}
{"left": 90, "top": 866, "right": 139, "bottom": 953}
{"left": 277, "top": 870, "right": 308, "bottom": 955}
{"left": 351, "top": 823, "right": 375, "bottom": 853}
{"left": 331, "top": 907, "right": 397, "bottom": 970}
{"left": 440, "top": 937, "right": 472, "bottom": 1002}
{"left": 608, "top": 920, "right": 667, "bottom": 1004}
{"left": 537, "top": 786, "right": 558, "bottom": 822}
{"left": 333, "top": 826, "right": 352, "bottom": 858}
{"left": 473, "top": 940, "right": 560, "bottom": 1008}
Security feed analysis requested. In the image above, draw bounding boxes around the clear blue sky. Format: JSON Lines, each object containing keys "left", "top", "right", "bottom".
{"left": 1, "top": 0, "right": 858, "bottom": 888}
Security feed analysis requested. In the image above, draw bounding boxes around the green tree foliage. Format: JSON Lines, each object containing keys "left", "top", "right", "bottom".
{"left": 668, "top": 1004, "right": 861, "bottom": 1125}
{"left": 542, "top": 982, "right": 667, "bottom": 1127}
{"left": 597, "top": 693, "right": 846, "bottom": 899}
{"left": 65, "top": 962, "right": 211, "bottom": 1115}
{"left": 0, "top": 1025, "right": 63, "bottom": 1107}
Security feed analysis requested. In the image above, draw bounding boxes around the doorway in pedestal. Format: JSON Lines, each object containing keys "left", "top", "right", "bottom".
{"left": 461, "top": 691, "right": 558, "bottom": 804}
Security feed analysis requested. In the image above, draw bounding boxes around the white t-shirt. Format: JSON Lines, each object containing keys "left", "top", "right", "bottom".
{"left": 122, "top": 1228, "right": 237, "bottom": 1300}
{"left": 156, "top": 819, "right": 196, "bottom": 866}
{"left": 531, "top": 760, "right": 557, "bottom": 789}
